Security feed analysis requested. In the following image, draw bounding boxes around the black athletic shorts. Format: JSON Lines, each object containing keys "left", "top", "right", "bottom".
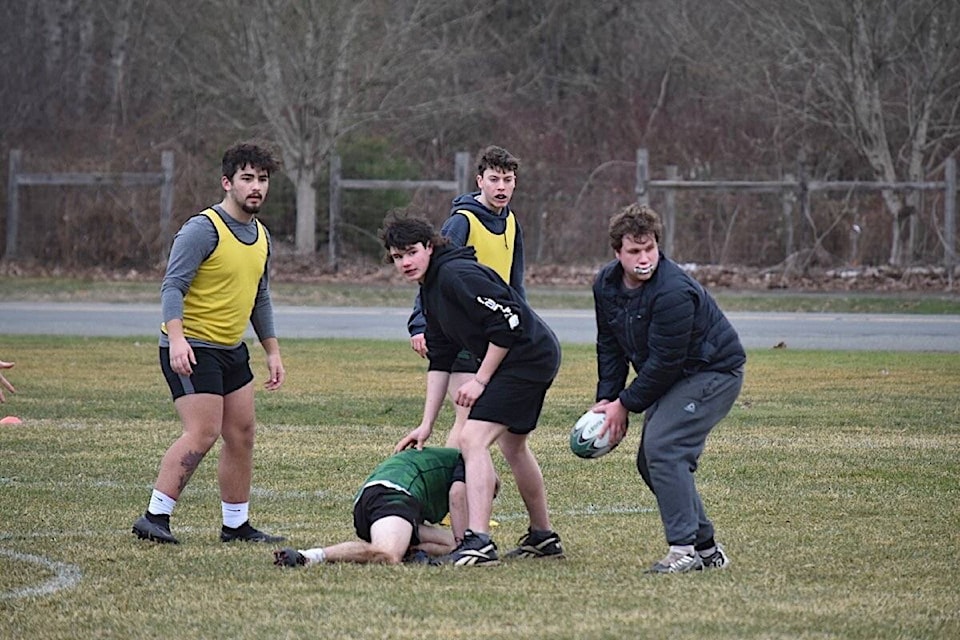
{"left": 159, "top": 343, "right": 254, "bottom": 400}
{"left": 469, "top": 372, "right": 553, "bottom": 434}
{"left": 353, "top": 484, "right": 421, "bottom": 546}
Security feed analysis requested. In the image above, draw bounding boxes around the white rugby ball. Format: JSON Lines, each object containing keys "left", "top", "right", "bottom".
{"left": 569, "top": 410, "right": 618, "bottom": 459}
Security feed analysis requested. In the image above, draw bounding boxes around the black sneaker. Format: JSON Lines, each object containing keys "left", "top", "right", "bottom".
{"left": 132, "top": 513, "right": 179, "bottom": 544}
{"left": 697, "top": 544, "right": 730, "bottom": 570}
{"left": 503, "top": 527, "right": 565, "bottom": 559}
{"left": 431, "top": 529, "right": 499, "bottom": 566}
{"left": 273, "top": 548, "right": 307, "bottom": 567}
{"left": 220, "top": 521, "right": 285, "bottom": 543}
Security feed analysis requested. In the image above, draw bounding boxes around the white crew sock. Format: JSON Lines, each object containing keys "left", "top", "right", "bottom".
{"left": 302, "top": 548, "right": 327, "bottom": 565}
{"left": 147, "top": 489, "right": 176, "bottom": 516}
{"left": 669, "top": 544, "right": 695, "bottom": 557}
{"left": 698, "top": 545, "right": 717, "bottom": 558}
{"left": 221, "top": 501, "right": 249, "bottom": 529}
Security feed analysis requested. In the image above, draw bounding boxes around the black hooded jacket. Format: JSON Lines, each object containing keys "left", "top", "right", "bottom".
{"left": 421, "top": 244, "right": 559, "bottom": 382}
{"left": 593, "top": 254, "right": 745, "bottom": 413}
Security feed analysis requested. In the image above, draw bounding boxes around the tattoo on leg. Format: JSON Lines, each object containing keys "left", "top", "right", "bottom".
{"left": 177, "top": 450, "right": 205, "bottom": 493}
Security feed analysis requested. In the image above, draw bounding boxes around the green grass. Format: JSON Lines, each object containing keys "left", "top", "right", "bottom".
{"left": 2, "top": 275, "right": 960, "bottom": 313}
{"left": 1, "top": 336, "right": 958, "bottom": 639}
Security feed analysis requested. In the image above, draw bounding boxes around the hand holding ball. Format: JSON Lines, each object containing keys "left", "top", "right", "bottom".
{"left": 569, "top": 410, "right": 618, "bottom": 459}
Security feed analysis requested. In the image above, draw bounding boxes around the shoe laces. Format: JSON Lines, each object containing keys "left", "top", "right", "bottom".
{"left": 661, "top": 550, "right": 698, "bottom": 568}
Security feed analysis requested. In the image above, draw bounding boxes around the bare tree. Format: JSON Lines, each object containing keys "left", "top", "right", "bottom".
{"left": 723, "top": 0, "right": 960, "bottom": 265}
{"left": 105, "top": 0, "right": 134, "bottom": 137}
{"left": 165, "top": 0, "right": 490, "bottom": 262}
{"left": 471, "top": 0, "right": 761, "bottom": 262}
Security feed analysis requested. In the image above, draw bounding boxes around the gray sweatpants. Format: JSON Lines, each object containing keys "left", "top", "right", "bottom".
{"left": 636, "top": 368, "right": 744, "bottom": 547}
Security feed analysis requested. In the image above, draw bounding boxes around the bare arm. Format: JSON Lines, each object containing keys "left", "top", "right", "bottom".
{"left": 395, "top": 370, "right": 450, "bottom": 452}
{"left": 259, "top": 337, "right": 284, "bottom": 391}
{"left": 0, "top": 360, "right": 16, "bottom": 403}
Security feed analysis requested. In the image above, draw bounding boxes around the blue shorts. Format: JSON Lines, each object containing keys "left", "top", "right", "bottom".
{"left": 159, "top": 343, "right": 253, "bottom": 400}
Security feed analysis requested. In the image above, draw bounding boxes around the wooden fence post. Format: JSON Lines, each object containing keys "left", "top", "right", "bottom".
{"left": 782, "top": 173, "right": 796, "bottom": 258}
{"left": 455, "top": 151, "right": 471, "bottom": 195}
{"left": 159, "top": 151, "right": 175, "bottom": 260}
{"left": 636, "top": 148, "right": 649, "bottom": 206}
{"left": 328, "top": 154, "right": 342, "bottom": 269}
{"left": 663, "top": 165, "right": 678, "bottom": 257}
{"left": 945, "top": 156, "right": 956, "bottom": 284}
{"left": 797, "top": 157, "right": 811, "bottom": 254}
{"left": 5, "top": 149, "right": 21, "bottom": 260}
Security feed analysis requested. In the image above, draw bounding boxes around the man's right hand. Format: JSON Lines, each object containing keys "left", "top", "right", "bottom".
{"left": 410, "top": 333, "right": 428, "bottom": 358}
{"left": 169, "top": 338, "right": 196, "bottom": 376}
{"left": 592, "top": 399, "right": 629, "bottom": 446}
{"left": 394, "top": 424, "right": 432, "bottom": 452}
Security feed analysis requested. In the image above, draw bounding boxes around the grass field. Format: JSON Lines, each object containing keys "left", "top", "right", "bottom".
{"left": 1, "top": 336, "right": 958, "bottom": 639}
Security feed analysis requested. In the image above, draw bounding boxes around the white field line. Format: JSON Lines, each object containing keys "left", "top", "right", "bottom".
{"left": 0, "top": 504, "right": 655, "bottom": 542}
{"left": 0, "top": 478, "right": 341, "bottom": 501}
{"left": 1, "top": 480, "right": 661, "bottom": 517}
{"left": 0, "top": 502, "right": 652, "bottom": 599}
{"left": 0, "top": 548, "right": 82, "bottom": 600}
{"left": 0, "top": 506, "right": 655, "bottom": 545}
{"left": 492, "top": 505, "right": 656, "bottom": 522}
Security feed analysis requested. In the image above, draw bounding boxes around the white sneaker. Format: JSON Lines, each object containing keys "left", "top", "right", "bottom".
{"left": 645, "top": 549, "right": 703, "bottom": 574}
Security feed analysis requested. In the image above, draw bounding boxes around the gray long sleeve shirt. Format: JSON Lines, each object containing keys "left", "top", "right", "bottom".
{"left": 159, "top": 205, "right": 276, "bottom": 348}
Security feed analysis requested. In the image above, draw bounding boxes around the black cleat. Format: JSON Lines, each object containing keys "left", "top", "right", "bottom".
{"left": 221, "top": 521, "right": 285, "bottom": 543}
{"left": 503, "top": 527, "right": 565, "bottom": 559}
{"left": 431, "top": 529, "right": 499, "bottom": 566}
{"left": 132, "top": 514, "right": 179, "bottom": 544}
{"left": 273, "top": 548, "right": 307, "bottom": 567}
{"left": 697, "top": 544, "right": 731, "bottom": 570}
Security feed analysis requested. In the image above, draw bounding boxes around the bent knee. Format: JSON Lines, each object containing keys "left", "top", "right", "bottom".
{"left": 371, "top": 549, "right": 405, "bottom": 565}
{"left": 181, "top": 429, "right": 220, "bottom": 453}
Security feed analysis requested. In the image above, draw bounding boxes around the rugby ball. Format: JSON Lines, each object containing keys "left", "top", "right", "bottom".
{"left": 569, "top": 410, "right": 618, "bottom": 459}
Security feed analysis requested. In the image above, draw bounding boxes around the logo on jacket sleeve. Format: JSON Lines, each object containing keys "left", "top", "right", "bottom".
{"left": 476, "top": 297, "right": 520, "bottom": 329}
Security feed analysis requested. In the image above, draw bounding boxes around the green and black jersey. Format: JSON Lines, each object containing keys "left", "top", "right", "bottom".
{"left": 355, "top": 447, "right": 462, "bottom": 524}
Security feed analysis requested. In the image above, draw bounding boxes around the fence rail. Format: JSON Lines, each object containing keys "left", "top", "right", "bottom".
{"left": 635, "top": 148, "right": 957, "bottom": 270}
{"left": 4, "top": 149, "right": 175, "bottom": 260}
{"left": 328, "top": 151, "right": 471, "bottom": 268}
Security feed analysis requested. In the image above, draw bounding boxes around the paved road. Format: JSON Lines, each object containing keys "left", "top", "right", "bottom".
{"left": 2, "top": 301, "right": 959, "bottom": 352}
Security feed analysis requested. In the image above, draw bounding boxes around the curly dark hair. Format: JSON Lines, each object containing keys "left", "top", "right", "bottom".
{"left": 221, "top": 142, "right": 281, "bottom": 179}
{"left": 378, "top": 210, "right": 449, "bottom": 262}
{"left": 608, "top": 203, "right": 663, "bottom": 251}
{"left": 476, "top": 145, "right": 519, "bottom": 176}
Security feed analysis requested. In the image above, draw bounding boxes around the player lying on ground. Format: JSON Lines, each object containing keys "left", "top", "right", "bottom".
{"left": 274, "top": 447, "right": 494, "bottom": 566}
